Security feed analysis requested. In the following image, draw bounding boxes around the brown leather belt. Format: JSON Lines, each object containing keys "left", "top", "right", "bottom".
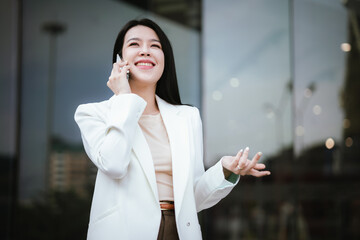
{"left": 160, "top": 202, "right": 174, "bottom": 210}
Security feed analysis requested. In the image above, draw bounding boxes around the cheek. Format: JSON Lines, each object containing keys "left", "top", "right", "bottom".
{"left": 158, "top": 53, "right": 165, "bottom": 67}
{"left": 158, "top": 54, "right": 165, "bottom": 73}
{"left": 122, "top": 48, "right": 134, "bottom": 61}
{"left": 121, "top": 50, "right": 129, "bottom": 60}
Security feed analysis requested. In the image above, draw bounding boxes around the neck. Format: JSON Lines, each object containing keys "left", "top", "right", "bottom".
{"left": 130, "top": 83, "right": 159, "bottom": 115}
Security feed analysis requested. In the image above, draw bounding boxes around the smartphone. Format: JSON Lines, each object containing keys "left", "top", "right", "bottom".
{"left": 117, "top": 54, "right": 130, "bottom": 80}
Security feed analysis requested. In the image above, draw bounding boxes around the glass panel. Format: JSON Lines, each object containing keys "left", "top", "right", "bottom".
{"left": 7, "top": 0, "right": 360, "bottom": 238}
{"left": 203, "top": 0, "right": 360, "bottom": 239}
{"left": 19, "top": 0, "right": 200, "bottom": 201}
{"left": 0, "top": 0, "right": 19, "bottom": 239}
{"left": 203, "top": 0, "right": 292, "bottom": 162}
{"left": 293, "top": 0, "right": 347, "bottom": 156}
{"left": 16, "top": 0, "right": 200, "bottom": 238}
{"left": 203, "top": 0, "right": 292, "bottom": 239}
{"left": 293, "top": 0, "right": 360, "bottom": 239}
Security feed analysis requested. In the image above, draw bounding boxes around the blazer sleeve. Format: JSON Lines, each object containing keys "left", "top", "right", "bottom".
{"left": 74, "top": 94, "right": 147, "bottom": 179}
{"left": 191, "top": 107, "right": 240, "bottom": 212}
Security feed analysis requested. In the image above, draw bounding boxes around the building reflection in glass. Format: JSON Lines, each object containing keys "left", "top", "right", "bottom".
{"left": 1, "top": 0, "right": 360, "bottom": 239}
{"left": 202, "top": 0, "right": 360, "bottom": 239}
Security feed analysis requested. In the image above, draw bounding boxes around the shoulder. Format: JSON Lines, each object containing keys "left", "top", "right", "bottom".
{"left": 75, "top": 97, "right": 111, "bottom": 118}
{"left": 172, "top": 104, "right": 202, "bottom": 129}
{"left": 176, "top": 104, "right": 200, "bottom": 118}
{"left": 157, "top": 96, "right": 200, "bottom": 118}
{"left": 76, "top": 98, "right": 111, "bottom": 110}
{"left": 75, "top": 94, "right": 146, "bottom": 117}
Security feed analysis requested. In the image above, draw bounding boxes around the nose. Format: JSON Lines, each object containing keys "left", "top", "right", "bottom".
{"left": 139, "top": 51, "right": 150, "bottom": 56}
{"left": 139, "top": 45, "right": 150, "bottom": 56}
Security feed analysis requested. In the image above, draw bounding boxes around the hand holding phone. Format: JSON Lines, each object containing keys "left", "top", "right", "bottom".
{"left": 107, "top": 55, "right": 131, "bottom": 95}
{"left": 117, "top": 54, "right": 130, "bottom": 80}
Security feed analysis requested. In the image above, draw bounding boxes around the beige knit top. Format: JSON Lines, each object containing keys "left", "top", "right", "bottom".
{"left": 138, "top": 113, "right": 174, "bottom": 201}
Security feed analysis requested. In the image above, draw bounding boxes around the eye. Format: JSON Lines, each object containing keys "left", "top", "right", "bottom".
{"left": 151, "top": 44, "right": 161, "bottom": 49}
{"left": 129, "top": 42, "right": 139, "bottom": 47}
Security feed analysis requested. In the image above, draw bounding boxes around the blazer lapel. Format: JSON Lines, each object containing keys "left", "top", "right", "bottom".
{"left": 108, "top": 94, "right": 159, "bottom": 202}
{"left": 156, "top": 96, "right": 190, "bottom": 216}
{"left": 130, "top": 96, "right": 191, "bottom": 213}
{"left": 132, "top": 125, "right": 159, "bottom": 202}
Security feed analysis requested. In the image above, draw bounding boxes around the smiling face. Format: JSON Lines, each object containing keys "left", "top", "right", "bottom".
{"left": 122, "top": 25, "right": 165, "bottom": 88}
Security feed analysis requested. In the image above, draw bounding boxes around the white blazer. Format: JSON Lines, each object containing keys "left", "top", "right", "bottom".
{"left": 74, "top": 94, "right": 238, "bottom": 240}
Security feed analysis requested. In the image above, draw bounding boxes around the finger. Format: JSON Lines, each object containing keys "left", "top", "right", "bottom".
{"left": 121, "top": 64, "right": 130, "bottom": 79}
{"left": 115, "top": 61, "right": 128, "bottom": 74}
{"left": 109, "top": 64, "right": 120, "bottom": 81}
{"left": 234, "top": 149, "right": 243, "bottom": 165}
{"left": 118, "top": 60, "right": 128, "bottom": 69}
{"left": 112, "top": 61, "right": 127, "bottom": 74}
{"left": 228, "top": 157, "right": 240, "bottom": 173}
{"left": 110, "top": 63, "right": 118, "bottom": 76}
{"left": 109, "top": 62, "right": 129, "bottom": 82}
{"left": 238, "top": 147, "right": 249, "bottom": 169}
{"left": 248, "top": 168, "right": 271, "bottom": 177}
{"left": 245, "top": 152, "right": 262, "bottom": 172}
{"left": 254, "top": 163, "right": 266, "bottom": 170}
{"left": 235, "top": 149, "right": 243, "bottom": 160}
{"left": 234, "top": 149, "right": 243, "bottom": 172}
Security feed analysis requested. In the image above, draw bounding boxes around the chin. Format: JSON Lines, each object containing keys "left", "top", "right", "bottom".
{"left": 131, "top": 76, "right": 159, "bottom": 86}
{"left": 133, "top": 73, "right": 161, "bottom": 83}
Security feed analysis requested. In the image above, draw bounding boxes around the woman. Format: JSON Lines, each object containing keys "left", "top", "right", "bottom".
{"left": 74, "top": 18, "right": 270, "bottom": 240}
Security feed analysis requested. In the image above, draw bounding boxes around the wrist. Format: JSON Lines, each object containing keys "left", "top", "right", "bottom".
{"left": 222, "top": 167, "right": 232, "bottom": 179}
{"left": 116, "top": 87, "right": 131, "bottom": 95}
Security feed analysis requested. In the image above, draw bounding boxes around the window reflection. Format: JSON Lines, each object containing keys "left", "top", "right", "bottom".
{"left": 2, "top": 0, "right": 360, "bottom": 239}
{"left": 203, "top": 0, "right": 360, "bottom": 239}
{"left": 5, "top": 0, "right": 201, "bottom": 239}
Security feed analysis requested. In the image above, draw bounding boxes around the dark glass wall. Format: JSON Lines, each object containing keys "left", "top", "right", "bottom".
{"left": 0, "top": 0, "right": 20, "bottom": 239}
{"left": 203, "top": 0, "right": 293, "bottom": 239}
{"left": 2, "top": 0, "right": 201, "bottom": 239}
{"left": 202, "top": 0, "right": 360, "bottom": 239}
{"left": 2, "top": 0, "right": 360, "bottom": 239}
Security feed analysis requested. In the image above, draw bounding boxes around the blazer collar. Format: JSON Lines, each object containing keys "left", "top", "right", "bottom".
{"left": 157, "top": 96, "right": 190, "bottom": 216}
{"left": 133, "top": 96, "right": 190, "bottom": 215}
{"left": 155, "top": 95, "right": 179, "bottom": 116}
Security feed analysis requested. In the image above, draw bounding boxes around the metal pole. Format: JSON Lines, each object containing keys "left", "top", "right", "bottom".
{"left": 42, "top": 22, "right": 66, "bottom": 190}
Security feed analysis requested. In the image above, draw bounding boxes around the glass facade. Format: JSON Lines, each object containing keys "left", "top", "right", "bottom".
{"left": 202, "top": 0, "right": 360, "bottom": 239}
{"left": 1, "top": 0, "right": 359, "bottom": 239}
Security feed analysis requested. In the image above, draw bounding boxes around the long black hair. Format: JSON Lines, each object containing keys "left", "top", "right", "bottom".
{"left": 113, "top": 18, "right": 182, "bottom": 105}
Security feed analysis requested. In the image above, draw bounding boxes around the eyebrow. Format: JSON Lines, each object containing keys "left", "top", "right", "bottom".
{"left": 126, "top": 37, "right": 161, "bottom": 43}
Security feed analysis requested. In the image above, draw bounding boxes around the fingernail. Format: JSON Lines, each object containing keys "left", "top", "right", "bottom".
{"left": 240, "top": 149, "right": 243, "bottom": 153}
{"left": 258, "top": 152, "right": 263, "bottom": 156}
{"left": 245, "top": 147, "right": 249, "bottom": 151}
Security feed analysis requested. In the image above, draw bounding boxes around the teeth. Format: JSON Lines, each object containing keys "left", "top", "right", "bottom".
{"left": 137, "top": 62, "right": 153, "bottom": 66}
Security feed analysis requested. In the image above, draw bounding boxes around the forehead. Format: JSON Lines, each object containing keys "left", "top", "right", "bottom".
{"left": 124, "top": 25, "right": 160, "bottom": 41}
